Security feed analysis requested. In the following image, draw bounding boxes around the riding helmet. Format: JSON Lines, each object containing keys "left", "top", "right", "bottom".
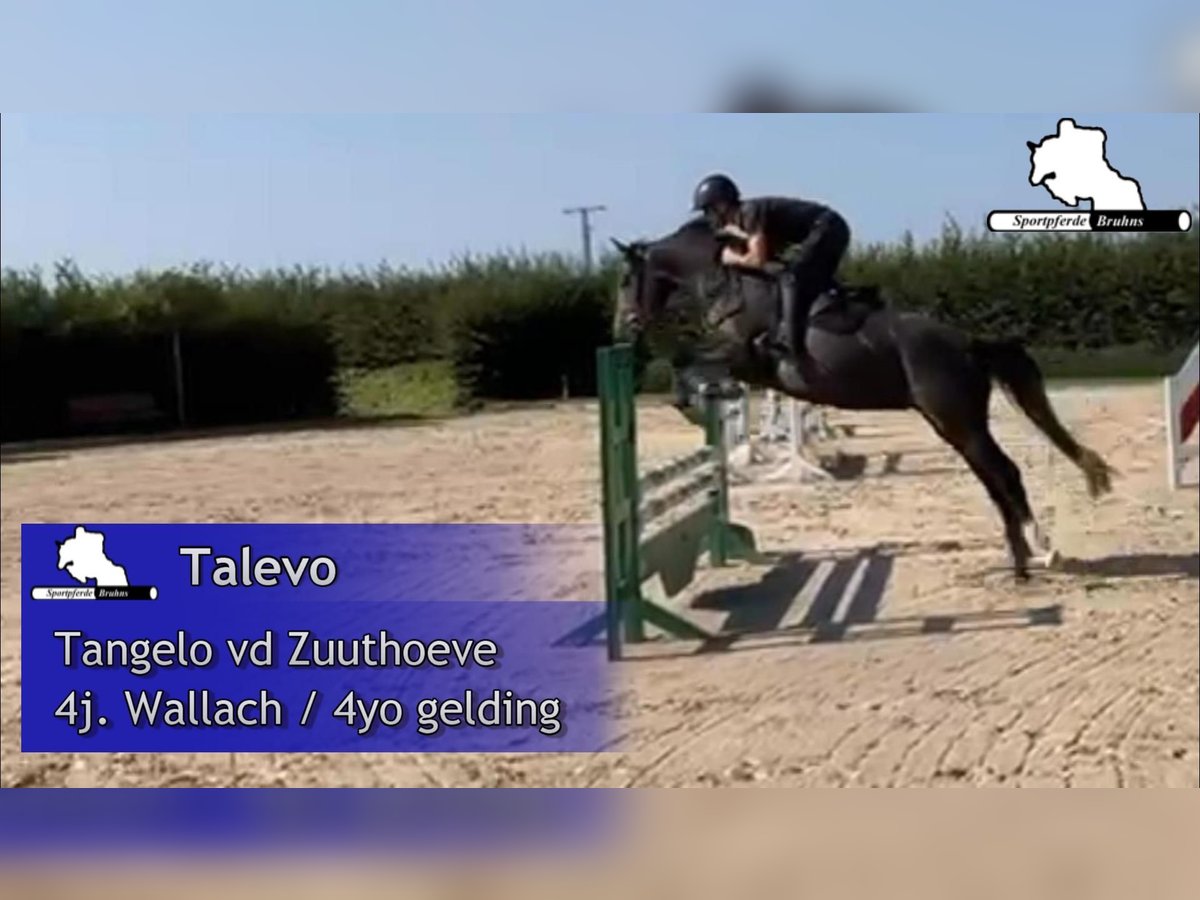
{"left": 692, "top": 173, "right": 741, "bottom": 211}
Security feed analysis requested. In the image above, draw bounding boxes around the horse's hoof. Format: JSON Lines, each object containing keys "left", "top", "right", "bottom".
{"left": 698, "top": 382, "right": 744, "bottom": 402}
{"left": 1024, "top": 545, "right": 1060, "bottom": 571}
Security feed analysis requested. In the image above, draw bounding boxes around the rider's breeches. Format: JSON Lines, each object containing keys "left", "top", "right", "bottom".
{"left": 784, "top": 210, "right": 851, "bottom": 313}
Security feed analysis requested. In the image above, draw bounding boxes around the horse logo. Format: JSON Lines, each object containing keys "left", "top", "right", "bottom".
{"left": 56, "top": 525, "right": 129, "bottom": 587}
{"left": 1027, "top": 118, "right": 1145, "bottom": 210}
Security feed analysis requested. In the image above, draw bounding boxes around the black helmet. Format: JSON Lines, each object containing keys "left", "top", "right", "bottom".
{"left": 692, "top": 173, "right": 740, "bottom": 211}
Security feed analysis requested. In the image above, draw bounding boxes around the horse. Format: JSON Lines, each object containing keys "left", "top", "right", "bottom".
{"left": 609, "top": 216, "right": 1114, "bottom": 581}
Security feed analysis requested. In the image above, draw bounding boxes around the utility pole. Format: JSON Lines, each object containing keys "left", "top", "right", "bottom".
{"left": 562, "top": 204, "right": 606, "bottom": 271}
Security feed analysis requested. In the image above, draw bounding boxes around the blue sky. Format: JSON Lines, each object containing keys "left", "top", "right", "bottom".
{"left": 2, "top": 0, "right": 1199, "bottom": 112}
{"left": 3, "top": 114, "right": 1196, "bottom": 274}
{"left": 3, "top": 0, "right": 1198, "bottom": 273}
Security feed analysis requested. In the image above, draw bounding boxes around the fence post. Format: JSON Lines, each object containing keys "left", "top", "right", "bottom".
{"left": 704, "top": 390, "right": 730, "bottom": 567}
{"left": 171, "top": 327, "right": 186, "bottom": 428}
{"left": 597, "top": 346, "right": 644, "bottom": 654}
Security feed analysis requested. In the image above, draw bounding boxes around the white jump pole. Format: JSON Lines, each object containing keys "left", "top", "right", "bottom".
{"left": 1165, "top": 342, "right": 1200, "bottom": 489}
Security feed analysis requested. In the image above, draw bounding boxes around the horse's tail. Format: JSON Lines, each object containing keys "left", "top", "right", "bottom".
{"left": 972, "top": 338, "right": 1114, "bottom": 498}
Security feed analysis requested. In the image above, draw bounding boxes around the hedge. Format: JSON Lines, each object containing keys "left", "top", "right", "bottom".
{"left": 2, "top": 219, "right": 1196, "bottom": 441}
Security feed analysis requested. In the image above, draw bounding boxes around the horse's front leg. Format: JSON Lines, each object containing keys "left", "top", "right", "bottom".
{"left": 671, "top": 363, "right": 743, "bottom": 427}
{"left": 670, "top": 368, "right": 703, "bottom": 424}
{"left": 769, "top": 355, "right": 816, "bottom": 401}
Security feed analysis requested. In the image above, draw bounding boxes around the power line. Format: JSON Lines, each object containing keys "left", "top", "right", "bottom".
{"left": 563, "top": 205, "right": 607, "bottom": 271}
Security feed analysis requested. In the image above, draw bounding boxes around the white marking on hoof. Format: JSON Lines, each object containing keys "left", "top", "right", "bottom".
{"left": 1023, "top": 520, "right": 1058, "bottom": 569}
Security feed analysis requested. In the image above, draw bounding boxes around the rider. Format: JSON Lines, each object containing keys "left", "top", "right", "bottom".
{"left": 691, "top": 173, "right": 850, "bottom": 364}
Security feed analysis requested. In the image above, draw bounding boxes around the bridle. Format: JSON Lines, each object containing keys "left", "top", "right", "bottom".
{"left": 612, "top": 225, "right": 724, "bottom": 333}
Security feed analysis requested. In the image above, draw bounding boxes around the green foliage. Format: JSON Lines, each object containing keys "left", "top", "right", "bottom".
{"left": 445, "top": 252, "right": 612, "bottom": 399}
{"left": 1029, "top": 343, "right": 1184, "bottom": 381}
{"left": 1, "top": 217, "right": 1196, "bottom": 440}
{"left": 841, "top": 215, "right": 1199, "bottom": 350}
{"left": 320, "top": 264, "right": 447, "bottom": 369}
{"left": 336, "top": 360, "right": 463, "bottom": 419}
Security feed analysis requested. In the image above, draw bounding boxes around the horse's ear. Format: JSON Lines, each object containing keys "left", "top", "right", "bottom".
{"left": 611, "top": 238, "right": 647, "bottom": 263}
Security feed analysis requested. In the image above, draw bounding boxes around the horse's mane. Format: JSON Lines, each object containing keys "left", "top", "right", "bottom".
{"left": 656, "top": 216, "right": 776, "bottom": 283}
{"left": 624, "top": 216, "right": 715, "bottom": 254}
{"left": 645, "top": 215, "right": 719, "bottom": 265}
{"left": 667, "top": 215, "right": 717, "bottom": 241}
{"left": 617, "top": 216, "right": 720, "bottom": 279}
{"left": 618, "top": 216, "right": 725, "bottom": 285}
{"left": 657, "top": 217, "right": 720, "bottom": 248}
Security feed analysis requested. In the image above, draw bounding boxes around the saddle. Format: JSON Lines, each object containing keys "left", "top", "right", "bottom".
{"left": 808, "top": 281, "right": 886, "bottom": 335}
{"left": 701, "top": 268, "right": 886, "bottom": 337}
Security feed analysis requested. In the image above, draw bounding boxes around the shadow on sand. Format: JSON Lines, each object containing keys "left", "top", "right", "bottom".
{"left": 812, "top": 450, "right": 965, "bottom": 482}
{"left": 0, "top": 451, "right": 68, "bottom": 466}
{"left": 1053, "top": 553, "right": 1199, "bottom": 579}
{"left": 682, "top": 548, "right": 1062, "bottom": 656}
{"left": 566, "top": 543, "right": 1069, "bottom": 661}
{"left": 0, "top": 412, "right": 435, "bottom": 462}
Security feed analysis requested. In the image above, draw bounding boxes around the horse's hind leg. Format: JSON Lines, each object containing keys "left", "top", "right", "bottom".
{"left": 946, "top": 425, "right": 1035, "bottom": 580}
{"left": 907, "top": 339, "right": 1058, "bottom": 579}
{"left": 916, "top": 392, "right": 1035, "bottom": 580}
{"left": 947, "top": 414, "right": 1051, "bottom": 558}
{"left": 985, "top": 432, "right": 1059, "bottom": 568}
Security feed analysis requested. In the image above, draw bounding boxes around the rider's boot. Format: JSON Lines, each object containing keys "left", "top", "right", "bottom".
{"left": 779, "top": 272, "right": 802, "bottom": 357}
{"left": 755, "top": 272, "right": 806, "bottom": 363}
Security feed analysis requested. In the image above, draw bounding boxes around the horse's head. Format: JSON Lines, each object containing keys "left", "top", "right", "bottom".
{"left": 611, "top": 218, "right": 726, "bottom": 342}
{"left": 611, "top": 239, "right": 672, "bottom": 342}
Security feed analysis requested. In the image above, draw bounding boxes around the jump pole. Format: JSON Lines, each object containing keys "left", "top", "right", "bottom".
{"left": 597, "top": 344, "right": 758, "bottom": 660}
{"left": 1165, "top": 341, "right": 1200, "bottom": 489}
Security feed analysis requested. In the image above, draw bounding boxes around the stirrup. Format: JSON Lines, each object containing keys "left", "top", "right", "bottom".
{"left": 754, "top": 330, "right": 785, "bottom": 354}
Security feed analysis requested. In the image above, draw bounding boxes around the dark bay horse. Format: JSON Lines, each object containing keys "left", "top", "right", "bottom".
{"left": 610, "top": 217, "right": 1114, "bottom": 581}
